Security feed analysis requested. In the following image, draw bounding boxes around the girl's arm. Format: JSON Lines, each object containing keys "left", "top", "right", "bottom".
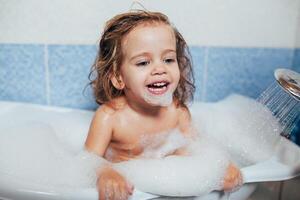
{"left": 85, "top": 105, "right": 114, "bottom": 156}
{"left": 85, "top": 105, "right": 133, "bottom": 200}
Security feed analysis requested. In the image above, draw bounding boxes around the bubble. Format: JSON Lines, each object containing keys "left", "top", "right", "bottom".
{"left": 190, "top": 94, "right": 281, "bottom": 167}
{"left": 0, "top": 95, "right": 282, "bottom": 196}
{"left": 114, "top": 95, "right": 282, "bottom": 196}
{"left": 0, "top": 105, "right": 106, "bottom": 189}
{"left": 139, "top": 129, "right": 189, "bottom": 158}
{"left": 114, "top": 134, "right": 230, "bottom": 196}
{"left": 142, "top": 90, "right": 173, "bottom": 106}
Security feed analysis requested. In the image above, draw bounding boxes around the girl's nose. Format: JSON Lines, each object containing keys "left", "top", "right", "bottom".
{"left": 151, "top": 62, "right": 167, "bottom": 75}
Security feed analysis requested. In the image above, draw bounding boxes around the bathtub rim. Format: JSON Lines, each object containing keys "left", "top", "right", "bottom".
{"left": 0, "top": 100, "right": 298, "bottom": 199}
{"left": 0, "top": 171, "right": 258, "bottom": 200}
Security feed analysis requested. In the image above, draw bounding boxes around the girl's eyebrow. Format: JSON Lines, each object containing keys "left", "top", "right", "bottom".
{"left": 162, "top": 49, "right": 176, "bottom": 55}
{"left": 130, "top": 49, "right": 176, "bottom": 61}
{"left": 130, "top": 52, "right": 150, "bottom": 61}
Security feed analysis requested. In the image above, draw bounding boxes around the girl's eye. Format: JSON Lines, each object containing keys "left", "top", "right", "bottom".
{"left": 136, "top": 61, "right": 150, "bottom": 67}
{"left": 164, "top": 58, "right": 176, "bottom": 64}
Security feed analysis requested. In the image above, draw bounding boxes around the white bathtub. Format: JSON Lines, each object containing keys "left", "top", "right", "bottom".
{"left": 0, "top": 101, "right": 299, "bottom": 200}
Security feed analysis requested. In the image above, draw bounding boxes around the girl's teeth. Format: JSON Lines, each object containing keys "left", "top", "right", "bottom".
{"left": 154, "top": 83, "right": 164, "bottom": 86}
{"left": 148, "top": 86, "right": 167, "bottom": 92}
{"left": 152, "top": 82, "right": 167, "bottom": 87}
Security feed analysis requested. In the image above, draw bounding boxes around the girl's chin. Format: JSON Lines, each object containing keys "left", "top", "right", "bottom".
{"left": 142, "top": 90, "right": 174, "bottom": 107}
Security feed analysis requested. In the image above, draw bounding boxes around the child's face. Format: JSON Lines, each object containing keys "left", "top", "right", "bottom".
{"left": 117, "top": 23, "right": 180, "bottom": 107}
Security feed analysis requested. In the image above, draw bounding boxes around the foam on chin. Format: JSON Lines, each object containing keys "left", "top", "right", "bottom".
{"left": 142, "top": 90, "right": 173, "bottom": 107}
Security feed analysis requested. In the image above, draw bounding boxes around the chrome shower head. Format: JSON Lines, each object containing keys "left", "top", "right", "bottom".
{"left": 274, "top": 68, "right": 300, "bottom": 101}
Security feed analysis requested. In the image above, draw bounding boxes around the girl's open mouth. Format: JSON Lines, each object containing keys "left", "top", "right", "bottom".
{"left": 146, "top": 81, "right": 170, "bottom": 95}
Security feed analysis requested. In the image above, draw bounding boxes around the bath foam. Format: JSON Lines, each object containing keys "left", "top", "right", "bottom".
{"left": 0, "top": 121, "right": 104, "bottom": 188}
{"left": 190, "top": 94, "right": 281, "bottom": 166}
{"left": 113, "top": 95, "right": 282, "bottom": 196}
{"left": 0, "top": 95, "right": 283, "bottom": 197}
{"left": 140, "top": 129, "right": 190, "bottom": 158}
{"left": 142, "top": 90, "right": 173, "bottom": 106}
{"left": 114, "top": 136, "right": 229, "bottom": 196}
{"left": 0, "top": 103, "right": 93, "bottom": 154}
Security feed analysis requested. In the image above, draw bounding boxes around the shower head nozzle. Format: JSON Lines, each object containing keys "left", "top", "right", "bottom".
{"left": 274, "top": 68, "right": 300, "bottom": 101}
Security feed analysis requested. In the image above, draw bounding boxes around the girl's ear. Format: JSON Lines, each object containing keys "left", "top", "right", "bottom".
{"left": 110, "top": 74, "right": 125, "bottom": 90}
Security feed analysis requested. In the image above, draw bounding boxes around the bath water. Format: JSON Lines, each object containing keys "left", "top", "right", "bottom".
{"left": 256, "top": 81, "right": 300, "bottom": 137}
{"left": 0, "top": 95, "right": 282, "bottom": 197}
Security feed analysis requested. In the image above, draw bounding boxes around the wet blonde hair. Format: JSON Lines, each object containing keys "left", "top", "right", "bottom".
{"left": 89, "top": 10, "right": 195, "bottom": 107}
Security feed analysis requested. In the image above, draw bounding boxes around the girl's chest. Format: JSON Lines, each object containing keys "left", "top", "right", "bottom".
{"left": 106, "top": 116, "right": 180, "bottom": 161}
{"left": 113, "top": 113, "right": 179, "bottom": 142}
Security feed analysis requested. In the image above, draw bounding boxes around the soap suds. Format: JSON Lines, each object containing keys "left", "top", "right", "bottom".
{"left": 142, "top": 90, "right": 173, "bottom": 106}
{"left": 0, "top": 94, "right": 282, "bottom": 196}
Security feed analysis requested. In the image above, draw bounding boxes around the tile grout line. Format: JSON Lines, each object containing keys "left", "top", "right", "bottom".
{"left": 201, "top": 47, "right": 209, "bottom": 101}
{"left": 44, "top": 44, "right": 51, "bottom": 105}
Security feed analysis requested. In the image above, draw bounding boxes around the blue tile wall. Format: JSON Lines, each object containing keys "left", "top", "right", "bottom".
{"left": 292, "top": 48, "right": 300, "bottom": 71}
{"left": 1, "top": 43, "right": 300, "bottom": 144}
{"left": 0, "top": 44, "right": 46, "bottom": 104}
{"left": 190, "top": 46, "right": 205, "bottom": 101}
{"left": 48, "top": 45, "right": 97, "bottom": 110}
{"left": 204, "top": 47, "right": 294, "bottom": 102}
{"left": 0, "top": 44, "right": 298, "bottom": 111}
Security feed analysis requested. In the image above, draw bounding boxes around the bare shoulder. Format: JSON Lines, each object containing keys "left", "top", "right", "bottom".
{"left": 96, "top": 103, "right": 117, "bottom": 116}
{"left": 176, "top": 104, "right": 192, "bottom": 135}
{"left": 85, "top": 100, "right": 126, "bottom": 156}
{"left": 177, "top": 104, "right": 191, "bottom": 121}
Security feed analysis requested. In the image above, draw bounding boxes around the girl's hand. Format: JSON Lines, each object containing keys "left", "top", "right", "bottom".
{"left": 97, "top": 167, "right": 134, "bottom": 200}
{"left": 223, "top": 163, "right": 243, "bottom": 191}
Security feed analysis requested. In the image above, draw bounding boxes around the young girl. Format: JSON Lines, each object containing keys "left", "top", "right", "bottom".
{"left": 85, "top": 10, "right": 241, "bottom": 200}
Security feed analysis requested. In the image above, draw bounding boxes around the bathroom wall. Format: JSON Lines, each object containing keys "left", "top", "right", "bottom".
{"left": 0, "top": 0, "right": 300, "bottom": 110}
{"left": 293, "top": 10, "right": 300, "bottom": 69}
